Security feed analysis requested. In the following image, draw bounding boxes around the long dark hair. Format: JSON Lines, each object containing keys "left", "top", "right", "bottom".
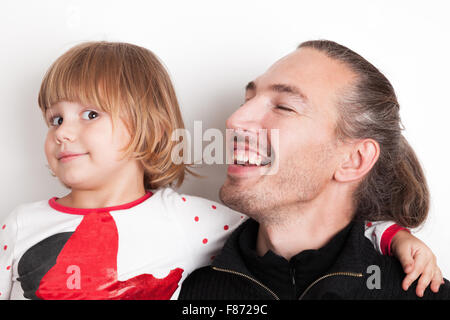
{"left": 298, "top": 40, "right": 429, "bottom": 228}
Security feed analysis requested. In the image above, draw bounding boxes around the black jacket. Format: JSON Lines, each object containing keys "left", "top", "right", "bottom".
{"left": 179, "top": 219, "right": 450, "bottom": 300}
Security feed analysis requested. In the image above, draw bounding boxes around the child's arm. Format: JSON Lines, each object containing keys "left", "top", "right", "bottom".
{"left": 0, "top": 210, "right": 18, "bottom": 300}
{"left": 365, "top": 221, "right": 443, "bottom": 297}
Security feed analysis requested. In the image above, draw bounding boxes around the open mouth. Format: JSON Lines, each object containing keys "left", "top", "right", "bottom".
{"left": 231, "top": 136, "right": 273, "bottom": 167}
{"left": 226, "top": 129, "right": 277, "bottom": 175}
{"left": 232, "top": 149, "right": 272, "bottom": 167}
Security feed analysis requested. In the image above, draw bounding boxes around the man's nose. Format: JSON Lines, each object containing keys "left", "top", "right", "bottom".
{"left": 226, "top": 99, "right": 265, "bottom": 131}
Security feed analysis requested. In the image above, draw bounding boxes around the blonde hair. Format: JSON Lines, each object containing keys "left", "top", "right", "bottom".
{"left": 38, "top": 41, "right": 193, "bottom": 189}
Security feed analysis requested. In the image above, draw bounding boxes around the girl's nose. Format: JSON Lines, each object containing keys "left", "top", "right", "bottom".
{"left": 54, "top": 121, "right": 77, "bottom": 145}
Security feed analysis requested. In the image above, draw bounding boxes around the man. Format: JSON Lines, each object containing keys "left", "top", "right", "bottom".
{"left": 179, "top": 40, "right": 450, "bottom": 299}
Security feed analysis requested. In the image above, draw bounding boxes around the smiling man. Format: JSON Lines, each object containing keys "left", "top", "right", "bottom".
{"left": 179, "top": 40, "right": 450, "bottom": 300}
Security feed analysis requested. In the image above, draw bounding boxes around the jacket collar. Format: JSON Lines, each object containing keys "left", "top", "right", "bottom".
{"left": 211, "top": 218, "right": 372, "bottom": 277}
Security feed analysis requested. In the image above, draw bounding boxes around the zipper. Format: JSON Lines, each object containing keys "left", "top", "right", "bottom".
{"left": 290, "top": 264, "right": 296, "bottom": 298}
{"left": 212, "top": 266, "right": 362, "bottom": 300}
{"left": 212, "top": 266, "right": 280, "bottom": 300}
{"left": 298, "top": 271, "right": 363, "bottom": 300}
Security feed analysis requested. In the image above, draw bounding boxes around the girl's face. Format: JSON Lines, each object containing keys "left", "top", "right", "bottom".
{"left": 44, "top": 101, "right": 140, "bottom": 190}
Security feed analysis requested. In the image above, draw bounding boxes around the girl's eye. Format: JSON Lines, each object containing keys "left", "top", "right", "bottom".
{"left": 50, "top": 116, "right": 63, "bottom": 126}
{"left": 81, "top": 110, "right": 99, "bottom": 120}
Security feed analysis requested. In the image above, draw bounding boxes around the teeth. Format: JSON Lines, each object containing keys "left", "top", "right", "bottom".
{"left": 233, "top": 150, "right": 269, "bottom": 166}
{"left": 249, "top": 153, "right": 260, "bottom": 165}
{"left": 236, "top": 151, "right": 246, "bottom": 164}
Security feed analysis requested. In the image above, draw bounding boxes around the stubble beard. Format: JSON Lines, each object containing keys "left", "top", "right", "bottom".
{"left": 219, "top": 163, "right": 322, "bottom": 226}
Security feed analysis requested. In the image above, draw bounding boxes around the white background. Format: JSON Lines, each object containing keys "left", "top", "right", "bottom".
{"left": 1, "top": 0, "right": 449, "bottom": 275}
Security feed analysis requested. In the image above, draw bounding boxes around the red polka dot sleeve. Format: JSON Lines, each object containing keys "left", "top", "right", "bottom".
{"left": 170, "top": 191, "right": 245, "bottom": 268}
{"left": 364, "top": 221, "right": 407, "bottom": 255}
{"left": 0, "top": 208, "right": 19, "bottom": 300}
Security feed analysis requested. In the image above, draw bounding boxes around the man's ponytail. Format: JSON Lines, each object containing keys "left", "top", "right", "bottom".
{"left": 355, "top": 135, "right": 429, "bottom": 228}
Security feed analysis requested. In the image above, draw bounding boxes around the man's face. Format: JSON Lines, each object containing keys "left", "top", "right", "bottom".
{"left": 219, "top": 48, "right": 357, "bottom": 223}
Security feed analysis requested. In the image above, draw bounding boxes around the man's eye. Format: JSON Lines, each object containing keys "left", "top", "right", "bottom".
{"left": 81, "top": 110, "right": 99, "bottom": 120}
{"left": 275, "top": 105, "right": 293, "bottom": 112}
{"left": 50, "top": 116, "right": 63, "bottom": 126}
{"left": 239, "top": 100, "right": 250, "bottom": 108}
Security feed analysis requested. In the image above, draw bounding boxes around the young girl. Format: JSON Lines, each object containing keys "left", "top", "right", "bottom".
{"left": 0, "top": 41, "right": 442, "bottom": 300}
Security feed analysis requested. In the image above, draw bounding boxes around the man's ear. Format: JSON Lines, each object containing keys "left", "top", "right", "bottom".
{"left": 334, "top": 139, "right": 380, "bottom": 183}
